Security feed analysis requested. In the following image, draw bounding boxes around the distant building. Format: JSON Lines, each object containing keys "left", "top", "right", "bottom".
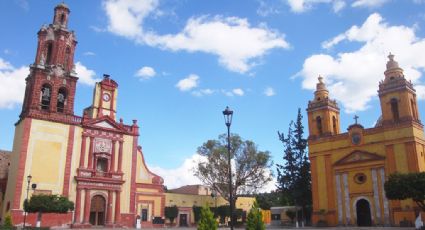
{"left": 307, "top": 54, "right": 424, "bottom": 226}
{"left": 2, "top": 3, "right": 165, "bottom": 228}
{"left": 165, "top": 184, "right": 255, "bottom": 226}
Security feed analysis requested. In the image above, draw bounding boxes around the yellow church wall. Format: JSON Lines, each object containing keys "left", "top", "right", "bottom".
{"left": 136, "top": 150, "right": 152, "bottom": 184}
{"left": 120, "top": 134, "right": 134, "bottom": 213}
{"left": 394, "top": 144, "right": 408, "bottom": 173}
{"left": 22, "top": 119, "right": 70, "bottom": 208}
{"left": 137, "top": 188, "right": 158, "bottom": 193}
{"left": 113, "top": 89, "right": 118, "bottom": 111}
{"left": 137, "top": 195, "right": 162, "bottom": 216}
{"left": 316, "top": 156, "right": 327, "bottom": 210}
{"left": 68, "top": 126, "right": 83, "bottom": 205}
{"left": 2, "top": 120, "right": 26, "bottom": 216}
{"left": 417, "top": 143, "right": 425, "bottom": 171}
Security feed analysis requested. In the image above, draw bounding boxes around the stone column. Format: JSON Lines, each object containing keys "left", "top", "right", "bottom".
{"left": 74, "top": 188, "right": 82, "bottom": 223}
{"left": 83, "top": 189, "right": 91, "bottom": 224}
{"left": 79, "top": 135, "right": 87, "bottom": 167}
{"left": 88, "top": 137, "right": 94, "bottom": 169}
{"left": 106, "top": 190, "right": 113, "bottom": 224}
{"left": 343, "top": 173, "right": 351, "bottom": 225}
{"left": 372, "top": 169, "right": 381, "bottom": 224}
{"left": 118, "top": 141, "right": 123, "bottom": 172}
{"left": 110, "top": 140, "right": 116, "bottom": 172}
{"left": 115, "top": 191, "right": 121, "bottom": 224}
{"left": 335, "top": 174, "right": 343, "bottom": 225}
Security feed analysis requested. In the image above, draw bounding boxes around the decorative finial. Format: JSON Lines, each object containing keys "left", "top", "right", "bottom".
{"left": 354, "top": 115, "right": 359, "bottom": 124}
{"left": 388, "top": 52, "right": 394, "bottom": 61}
{"left": 318, "top": 75, "right": 323, "bottom": 83}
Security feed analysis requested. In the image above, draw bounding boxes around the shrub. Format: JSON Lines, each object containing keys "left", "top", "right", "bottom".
{"left": 197, "top": 205, "right": 217, "bottom": 230}
{"left": 246, "top": 201, "right": 265, "bottom": 230}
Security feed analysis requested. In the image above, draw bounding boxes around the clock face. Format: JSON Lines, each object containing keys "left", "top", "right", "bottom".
{"left": 102, "top": 93, "right": 110, "bottom": 102}
{"left": 351, "top": 133, "right": 361, "bottom": 145}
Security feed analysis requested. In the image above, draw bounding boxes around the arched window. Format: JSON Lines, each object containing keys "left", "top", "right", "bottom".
{"left": 40, "top": 84, "right": 52, "bottom": 110}
{"left": 390, "top": 98, "right": 400, "bottom": 121}
{"left": 411, "top": 99, "right": 418, "bottom": 120}
{"left": 332, "top": 116, "right": 338, "bottom": 134}
{"left": 46, "top": 43, "right": 53, "bottom": 65}
{"left": 316, "top": 116, "right": 323, "bottom": 135}
{"left": 60, "top": 14, "right": 65, "bottom": 25}
{"left": 57, "top": 87, "right": 67, "bottom": 112}
{"left": 96, "top": 158, "right": 108, "bottom": 172}
{"left": 64, "top": 47, "right": 70, "bottom": 70}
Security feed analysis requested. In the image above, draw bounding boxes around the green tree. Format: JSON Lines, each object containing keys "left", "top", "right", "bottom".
{"left": 255, "top": 191, "right": 288, "bottom": 210}
{"left": 195, "top": 134, "right": 273, "bottom": 209}
{"left": 193, "top": 206, "right": 202, "bottom": 223}
{"left": 246, "top": 201, "right": 265, "bottom": 230}
{"left": 164, "top": 205, "right": 178, "bottom": 224}
{"left": 276, "top": 109, "right": 311, "bottom": 223}
{"left": 24, "top": 194, "right": 74, "bottom": 226}
{"left": 197, "top": 205, "right": 217, "bottom": 230}
{"left": 385, "top": 172, "right": 425, "bottom": 211}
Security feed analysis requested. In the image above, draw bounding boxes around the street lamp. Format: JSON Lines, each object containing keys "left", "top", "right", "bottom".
{"left": 23, "top": 174, "right": 32, "bottom": 229}
{"left": 222, "top": 106, "right": 234, "bottom": 230}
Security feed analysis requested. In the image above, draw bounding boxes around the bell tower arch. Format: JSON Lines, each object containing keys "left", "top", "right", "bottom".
{"left": 20, "top": 2, "right": 78, "bottom": 124}
{"left": 378, "top": 54, "right": 421, "bottom": 126}
{"left": 307, "top": 76, "right": 341, "bottom": 139}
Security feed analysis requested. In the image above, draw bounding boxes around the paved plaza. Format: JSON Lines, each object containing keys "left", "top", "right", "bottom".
{"left": 71, "top": 227, "right": 415, "bottom": 230}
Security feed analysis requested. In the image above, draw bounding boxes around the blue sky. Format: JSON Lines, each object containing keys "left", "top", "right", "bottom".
{"left": 0, "top": 0, "right": 425, "bottom": 190}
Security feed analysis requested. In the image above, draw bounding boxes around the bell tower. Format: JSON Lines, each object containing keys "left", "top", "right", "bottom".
{"left": 378, "top": 54, "right": 421, "bottom": 126}
{"left": 84, "top": 74, "right": 118, "bottom": 120}
{"left": 307, "top": 76, "right": 341, "bottom": 139}
{"left": 20, "top": 3, "right": 78, "bottom": 124}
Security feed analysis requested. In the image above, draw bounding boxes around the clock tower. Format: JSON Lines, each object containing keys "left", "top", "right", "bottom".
{"left": 84, "top": 74, "right": 118, "bottom": 120}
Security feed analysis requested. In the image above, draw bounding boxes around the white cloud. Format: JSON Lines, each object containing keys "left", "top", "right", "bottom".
{"left": 176, "top": 74, "right": 199, "bottom": 91}
{"left": 0, "top": 58, "right": 28, "bottom": 109}
{"left": 150, "top": 154, "right": 204, "bottom": 189}
{"left": 232, "top": 88, "right": 245, "bottom": 96}
{"left": 297, "top": 13, "right": 425, "bottom": 113}
{"left": 83, "top": 51, "right": 96, "bottom": 56}
{"left": 264, "top": 87, "right": 276, "bottom": 96}
{"left": 257, "top": 0, "right": 280, "bottom": 17}
{"left": 135, "top": 66, "right": 156, "bottom": 80}
{"left": 75, "top": 62, "right": 101, "bottom": 86}
{"left": 286, "top": 0, "right": 346, "bottom": 13}
{"left": 351, "top": 0, "right": 388, "bottom": 8}
{"left": 103, "top": 0, "right": 289, "bottom": 73}
{"left": 192, "top": 88, "right": 215, "bottom": 97}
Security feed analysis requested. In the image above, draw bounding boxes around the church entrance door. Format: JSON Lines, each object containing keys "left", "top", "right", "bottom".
{"left": 89, "top": 195, "right": 106, "bottom": 226}
{"left": 356, "top": 199, "right": 372, "bottom": 226}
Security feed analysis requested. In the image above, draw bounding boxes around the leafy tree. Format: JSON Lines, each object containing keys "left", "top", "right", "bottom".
{"left": 193, "top": 206, "right": 202, "bottom": 223}
{"left": 255, "top": 191, "right": 288, "bottom": 210}
{"left": 276, "top": 109, "right": 311, "bottom": 223}
{"left": 197, "top": 205, "right": 217, "bottom": 230}
{"left": 385, "top": 172, "right": 425, "bottom": 211}
{"left": 195, "top": 134, "right": 273, "bottom": 209}
{"left": 165, "top": 205, "right": 178, "bottom": 224}
{"left": 24, "top": 194, "right": 74, "bottom": 226}
{"left": 25, "top": 194, "right": 74, "bottom": 213}
{"left": 246, "top": 201, "right": 265, "bottom": 230}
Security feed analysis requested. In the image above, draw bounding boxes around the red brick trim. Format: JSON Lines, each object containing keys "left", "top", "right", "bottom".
{"left": 13, "top": 118, "right": 32, "bottom": 209}
{"left": 130, "top": 136, "right": 137, "bottom": 214}
{"left": 62, "top": 125, "right": 75, "bottom": 196}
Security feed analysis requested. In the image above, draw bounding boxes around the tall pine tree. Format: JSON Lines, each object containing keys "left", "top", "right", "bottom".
{"left": 277, "top": 108, "right": 311, "bottom": 223}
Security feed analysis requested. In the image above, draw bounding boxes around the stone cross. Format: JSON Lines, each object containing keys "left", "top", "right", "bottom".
{"left": 354, "top": 115, "right": 359, "bottom": 124}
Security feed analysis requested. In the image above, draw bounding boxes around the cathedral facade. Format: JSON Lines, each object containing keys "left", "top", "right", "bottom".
{"left": 307, "top": 55, "right": 425, "bottom": 226}
{"left": 2, "top": 3, "right": 165, "bottom": 228}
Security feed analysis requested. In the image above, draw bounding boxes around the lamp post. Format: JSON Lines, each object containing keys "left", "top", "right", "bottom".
{"left": 23, "top": 174, "right": 32, "bottom": 229}
{"left": 222, "top": 106, "right": 234, "bottom": 230}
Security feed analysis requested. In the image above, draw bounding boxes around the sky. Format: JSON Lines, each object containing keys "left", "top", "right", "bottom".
{"left": 0, "top": 0, "right": 425, "bottom": 191}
